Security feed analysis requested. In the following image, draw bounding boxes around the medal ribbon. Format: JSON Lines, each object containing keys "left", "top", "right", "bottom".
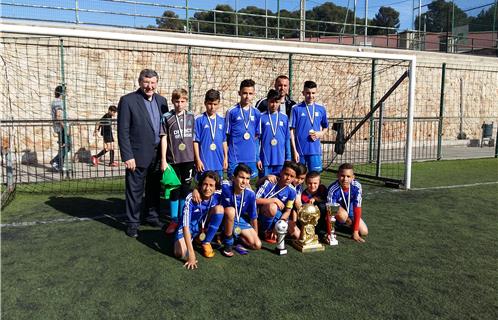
{"left": 268, "top": 111, "right": 279, "bottom": 138}
{"left": 266, "top": 183, "right": 286, "bottom": 199}
{"left": 234, "top": 187, "right": 245, "bottom": 227}
{"left": 174, "top": 111, "right": 186, "bottom": 142}
{"left": 239, "top": 104, "right": 252, "bottom": 132}
{"left": 206, "top": 113, "right": 217, "bottom": 143}
{"left": 305, "top": 103, "right": 315, "bottom": 127}
{"left": 200, "top": 196, "right": 213, "bottom": 231}
{"left": 340, "top": 186, "right": 351, "bottom": 215}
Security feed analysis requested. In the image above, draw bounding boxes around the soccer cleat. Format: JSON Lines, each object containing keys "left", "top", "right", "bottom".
{"left": 221, "top": 244, "right": 234, "bottom": 257}
{"left": 91, "top": 155, "right": 99, "bottom": 166}
{"left": 164, "top": 221, "right": 178, "bottom": 235}
{"left": 234, "top": 244, "right": 249, "bottom": 255}
{"left": 264, "top": 230, "right": 277, "bottom": 244}
{"left": 201, "top": 243, "right": 215, "bottom": 258}
{"left": 109, "top": 161, "right": 119, "bottom": 167}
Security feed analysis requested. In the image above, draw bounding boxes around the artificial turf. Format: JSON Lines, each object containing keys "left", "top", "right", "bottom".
{"left": 1, "top": 158, "right": 497, "bottom": 319}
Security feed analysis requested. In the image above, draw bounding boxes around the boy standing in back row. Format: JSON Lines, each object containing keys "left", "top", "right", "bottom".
{"left": 290, "top": 81, "right": 328, "bottom": 173}
{"left": 225, "top": 79, "right": 261, "bottom": 179}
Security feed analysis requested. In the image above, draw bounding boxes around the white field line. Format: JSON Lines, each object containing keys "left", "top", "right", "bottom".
{"left": 2, "top": 181, "right": 497, "bottom": 229}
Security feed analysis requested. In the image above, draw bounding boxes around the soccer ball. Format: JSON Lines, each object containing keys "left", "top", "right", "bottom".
{"left": 274, "top": 220, "right": 288, "bottom": 234}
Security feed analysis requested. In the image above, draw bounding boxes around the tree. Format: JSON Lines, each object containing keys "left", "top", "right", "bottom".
{"left": 306, "top": 2, "right": 355, "bottom": 37}
{"left": 155, "top": 10, "right": 184, "bottom": 31}
{"left": 371, "top": 6, "right": 400, "bottom": 35}
{"left": 190, "top": 4, "right": 235, "bottom": 35}
{"left": 415, "top": 0, "right": 468, "bottom": 32}
{"left": 469, "top": 4, "right": 497, "bottom": 31}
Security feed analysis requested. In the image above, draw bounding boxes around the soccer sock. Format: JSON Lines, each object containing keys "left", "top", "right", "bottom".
{"left": 203, "top": 212, "right": 224, "bottom": 244}
{"left": 96, "top": 149, "right": 107, "bottom": 158}
{"left": 223, "top": 234, "right": 234, "bottom": 247}
{"left": 169, "top": 199, "right": 179, "bottom": 222}
{"left": 259, "top": 211, "right": 279, "bottom": 232}
{"left": 109, "top": 150, "right": 114, "bottom": 163}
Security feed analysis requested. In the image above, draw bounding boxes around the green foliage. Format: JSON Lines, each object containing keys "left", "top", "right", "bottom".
{"left": 155, "top": 10, "right": 185, "bottom": 31}
{"left": 469, "top": 4, "right": 498, "bottom": 31}
{"left": 370, "top": 6, "right": 400, "bottom": 35}
{"left": 415, "top": 0, "right": 468, "bottom": 32}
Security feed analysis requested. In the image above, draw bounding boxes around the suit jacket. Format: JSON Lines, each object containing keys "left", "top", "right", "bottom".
{"left": 117, "top": 89, "right": 168, "bottom": 167}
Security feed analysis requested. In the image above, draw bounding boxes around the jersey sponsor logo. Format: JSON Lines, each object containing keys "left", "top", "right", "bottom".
{"left": 301, "top": 112, "right": 306, "bottom": 117}
{"left": 279, "top": 121, "right": 284, "bottom": 126}
{"left": 265, "top": 121, "right": 270, "bottom": 126}
{"left": 236, "top": 116, "right": 242, "bottom": 120}
{"left": 204, "top": 124, "right": 209, "bottom": 128}
{"left": 315, "top": 112, "right": 319, "bottom": 116}
{"left": 250, "top": 116, "right": 255, "bottom": 121}
{"left": 218, "top": 124, "right": 223, "bottom": 130}
{"left": 193, "top": 208, "right": 200, "bottom": 212}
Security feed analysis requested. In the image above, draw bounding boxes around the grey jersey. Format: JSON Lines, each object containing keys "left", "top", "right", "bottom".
{"left": 51, "top": 98, "right": 63, "bottom": 133}
{"left": 161, "top": 110, "right": 195, "bottom": 164}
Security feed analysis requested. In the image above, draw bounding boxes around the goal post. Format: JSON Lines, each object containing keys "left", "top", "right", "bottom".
{"left": 0, "top": 21, "right": 416, "bottom": 190}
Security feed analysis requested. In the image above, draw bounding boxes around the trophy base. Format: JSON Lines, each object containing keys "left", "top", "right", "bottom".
{"left": 328, "top": 238, "right": 339, "bottom": 246}
{"left": 275, "top": 248, "right": 287, "bottom": 255}
{"left": 292, "top": 240, "right": 325, "bottom": 253}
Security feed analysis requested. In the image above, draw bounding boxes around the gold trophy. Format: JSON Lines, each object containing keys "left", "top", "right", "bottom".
{"left": 292, "top": 203, "right": 325, "bottom": 252}
{"left": 325, "top": 203, "right": 339, "bottom": 246}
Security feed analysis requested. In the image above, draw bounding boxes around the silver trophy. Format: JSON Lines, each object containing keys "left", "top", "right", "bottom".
{"left": 325, "top": 203, "right": 339, "bottom": 246}
{"left": 274, "top": 219, "right": 288, "bottom": 255}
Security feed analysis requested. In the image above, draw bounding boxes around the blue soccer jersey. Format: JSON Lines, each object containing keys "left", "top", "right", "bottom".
{"left": 225, "top": 104, "right": 261, "bottom": 163}
{"left": 178, "top": 191, "right": 222, "bottom": 235}
{"left": 256, "top": 180, "right": 297, "bottom": 207}
{"left": 289, "top": 102, "right": 329, "bottom": 156}
{"left": 194, "top": 112, "right": 226, "bottom": 171}
{"left": 327, "top": 180, "right": 362, "bottom": 218}
{"left": 259, "top": 111, "right": 290, "bottom": 166}
{"left": 221, "top": 180, "right": 257, "bottom": 221}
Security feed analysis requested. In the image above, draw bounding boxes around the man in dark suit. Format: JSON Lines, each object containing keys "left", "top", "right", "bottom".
{"left": 255, "top": 75, "right": 296, "bottom": 118}
{"left": 118, "top": 69, "right": 169, "bottom": 237}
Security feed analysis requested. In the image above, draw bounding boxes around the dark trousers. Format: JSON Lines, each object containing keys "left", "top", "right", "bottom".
{"left": 125, "top": 150, "right": 162, "bottom": 227}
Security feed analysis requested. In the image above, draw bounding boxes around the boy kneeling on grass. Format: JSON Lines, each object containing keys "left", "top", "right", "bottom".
{"left": 327, "top": 163, "right": 368, "bottom": 243}
{"left": 256, "top": 161, "right": 300, "bottom": 242}
{"left": 173, "top": 171, "right": 224, "bottom": 269}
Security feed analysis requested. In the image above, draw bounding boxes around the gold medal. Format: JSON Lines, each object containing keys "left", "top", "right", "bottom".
{"left": 178, "top": 143, "right": 186, "bottom": 151}
{"left": 234, "top": 226, "right": 242, "bottom": 235}
{"left": 309, "top": 129, "right": 315, "bottom": 135}
{"left": 271, "top": 138, "right": 278, "bottom": 146}
{"left": 210, "top": 143, "right": 217, "bottom": 151}
{"left": 243, "top": 132, "right": 251, "bottom": 140}
{"left": 199, "top": 232, "right": 206, "bottom": 241}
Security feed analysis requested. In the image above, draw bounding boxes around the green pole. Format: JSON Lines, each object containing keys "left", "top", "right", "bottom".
{"left": 59, "top": 38, "right": 70, "bottom": 176}
{"left": 437, "top": 63, "right": 446, "bottom": 160}
{"left": 188, "top": 46, "right": 192, "bottom": 111}
{"left": 288, "top": 53, "right": 293, "bottom": 98}
{"left": 368, "top": 59, "right": 376, "bottom": 163}
{"left": 185, "top": 0, "right": 189, "bottom": 32}
{"left": 235, "top": 0, "right": 238, "bottom": 37}
{"left": 495, "top": 125, "right": 498, "bottom": 158}
{"left": 277, "top": 0, "right": 280, "bottom": 39}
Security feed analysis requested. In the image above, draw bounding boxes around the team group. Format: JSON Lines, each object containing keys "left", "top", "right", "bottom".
{"left": 114, "top": 69, "right": 368, "bottom": 269}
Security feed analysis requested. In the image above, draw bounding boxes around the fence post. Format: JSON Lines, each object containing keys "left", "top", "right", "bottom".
{"left": 368, "top": 59, "right": 377, "bottom": 163}
{"left": 188, "top": 46, "right": 192, "bottom": 111}
{"left": 495, "top": 125, "right": 498, "bottom": 158}
{"left": 185, "top": 0, "right": 189, "bottom": 32}
{"left": 437, "top": 63, "right": 446, "bottom": 160}
{"left": 375, "top": 102, "right": 384, "bottom": 177}
{"left": 288, "top": 53, "right": 293, "bottom": 98}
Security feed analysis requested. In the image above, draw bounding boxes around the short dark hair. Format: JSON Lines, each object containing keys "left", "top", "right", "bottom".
{"left": 198, "top": 170, "right": 221, "bottom": 190}
{"left": 306, "top": 171, "right": 321, "bottom": 181}
{"left": 240, "top": 79, "right": 255, "bottom": 91}
{"left": 282, "top": 160, "right": 298, "bottom": 175}
{"left": 303, "top": 80, "right": 317, "bottom": 90}
{"left": 296, "top": 162, "right": 308, "bottom": 176}
{"left": 266, "top": 89, "right": 280, "bottom": 102}
{"left": 54, "top": 85, "right": 64, "bottom": 98}
{"left": 108, "top": 105, "right": 117, "bottom": 112}
{"left": 234, "top": 163, "right": 252, "bottom": 177}
{"left": 205, "top": 89, "right": 220, "bottom": 103}
{"left": 338, "top": 163, "right": 354, "bottom": 172}
{"left": 138, "top": 69, "right": 159, "bottom": 83}
{"left": 275, "top": 75, "right": 289, "bottom": 82}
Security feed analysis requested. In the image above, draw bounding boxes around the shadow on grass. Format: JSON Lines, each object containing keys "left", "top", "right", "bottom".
{"left": 45, "top": 196, "right": 126, "bottom": 233}
{"left": 137, "top": 229, "right": 175, "bottom": 258}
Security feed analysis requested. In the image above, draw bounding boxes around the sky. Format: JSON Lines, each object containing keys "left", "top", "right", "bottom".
{"left": 1, "top": 0, "right": 496, "bottom": 31}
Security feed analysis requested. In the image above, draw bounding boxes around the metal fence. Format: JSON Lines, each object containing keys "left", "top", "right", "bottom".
{"left": 1, "top": 0, "right": 497, "bottom": 56}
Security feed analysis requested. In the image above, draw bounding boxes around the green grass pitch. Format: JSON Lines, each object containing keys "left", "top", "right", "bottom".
{"left": 1, "top": 158, "right": 498, "bottom": 319}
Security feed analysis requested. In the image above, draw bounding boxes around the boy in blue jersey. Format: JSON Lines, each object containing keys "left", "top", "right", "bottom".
{"left": 290, "top": 81, "right": 329, "bottom": 173}
{"left": 225, "top": 79, "right": 261, "bottom": 179}
{"left": 221, "top": 163, "right": 262, "bottom": 257}
{"left": 290, "top": 162, "right": 307, "bottom": 223}
{"left": 194, "top": 89, "right": 228, "bottom": 179}
{"left": 259, "top": 89, "right": 291, "bottom": 177}
{"left": 256, "top": 161, "right": 300, "bottom": 242}
{"left": 174, "top": 171, "right": 225, "bottom": 269}
{"left": 327, "top": 163, "right": 368, "bottom": 243}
